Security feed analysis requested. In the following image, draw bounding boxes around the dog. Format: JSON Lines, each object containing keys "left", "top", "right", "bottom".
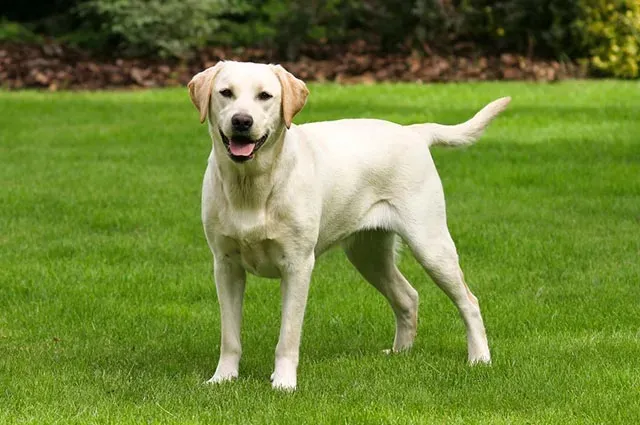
{"left": 188, "top": 61, "right": 510, "bottom": 390}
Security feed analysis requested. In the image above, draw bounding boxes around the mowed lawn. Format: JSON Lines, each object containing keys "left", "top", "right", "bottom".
{"left": 1, "top": 81, "right": 639, "bottom": 424}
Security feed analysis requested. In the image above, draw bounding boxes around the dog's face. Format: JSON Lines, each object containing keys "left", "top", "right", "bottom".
{"left": 188, "top": 61, "right": 309, "bottom": 163}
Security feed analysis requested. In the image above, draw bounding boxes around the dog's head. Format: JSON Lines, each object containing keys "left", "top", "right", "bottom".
{"left": 188, "top": 61, "right": 309, "bottom": 163}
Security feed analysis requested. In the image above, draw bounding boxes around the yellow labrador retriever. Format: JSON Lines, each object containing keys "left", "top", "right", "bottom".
{"left": 188, "top": 61, "right": 510, "bottom": 390}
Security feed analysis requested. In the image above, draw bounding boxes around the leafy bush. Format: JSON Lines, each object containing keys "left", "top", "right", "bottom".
{"left": 455, "top": 0, "right": 582, "bottom": 58}
{"left": 575, "top": 0, "right": 640, "bottom": 78}
{"left": 215, "top": 0, "right": 455, "bottom": 58}
{"left": 76, "top": 0, "right": 247, "bottom": 58}
{"left": 3, "top": 0, "right": 640, "bottom": 78}
{"left": 0, "top": 19, "right": 42, "bottom": 43}
{"left": 227, "top": 0, "right": 349, "bottom": 60}
{"left": 347, "top": 0, "right": 458, "bottom": 52}
{"left": 411, "top": 0, "right": 461, "bottom": 50}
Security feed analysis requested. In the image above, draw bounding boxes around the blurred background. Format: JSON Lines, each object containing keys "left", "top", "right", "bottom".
{"left": 1, "top": 0, "right": 639, "bottom": 89}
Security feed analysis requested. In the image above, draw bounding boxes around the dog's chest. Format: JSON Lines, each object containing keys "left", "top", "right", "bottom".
{"left": 213, "top": 208, "right": 284, "bottom": 279}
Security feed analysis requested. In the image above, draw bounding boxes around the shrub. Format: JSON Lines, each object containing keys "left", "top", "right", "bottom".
{"left": 3, "top": 0, "right": 640, "bottom": 79}
{"left": 237, "top": 0, "right": 349, "bottom": 60}
{"left": 575, "top": 0, "right": 640, "bottom": 78}
{"left": 0, "top": 19, "right": 42, "bottom": 43}
{"left": 217, "top": 0, "right": 456, "bottom": 58}
{"left": 455, "top": 0, "right": 582, "bottom": 58}
{"left": 76, "top": 0, "right": 247, "bottom": 58}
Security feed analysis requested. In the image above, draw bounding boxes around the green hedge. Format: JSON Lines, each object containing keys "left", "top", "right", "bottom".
{"left": 575, "top": 0, "right": 640, "bottom": 78}
{"left": 3, "top": 0, "right": 639, "bottom": 77}
{"left": 75, "top": 0, "right": 245, "bottom": 58}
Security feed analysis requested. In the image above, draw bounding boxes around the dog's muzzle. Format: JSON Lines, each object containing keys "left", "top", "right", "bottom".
{"left": 219, "top": 129, "right": 269, "bottom": 162}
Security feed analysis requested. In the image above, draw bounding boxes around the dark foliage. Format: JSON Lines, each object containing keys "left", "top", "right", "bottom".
{"left": 2, "top": 0, "right": 637, "bottom": 78}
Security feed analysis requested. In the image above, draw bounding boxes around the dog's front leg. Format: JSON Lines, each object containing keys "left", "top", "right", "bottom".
{"left": 271, "top": 255, "right": 314, "bottom": 391}
{"left": 207, "top": 256, "right": 246, "bottom": 384}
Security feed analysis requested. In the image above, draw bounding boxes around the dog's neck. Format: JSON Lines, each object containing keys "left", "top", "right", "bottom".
{"left": 209, "top": 125, "right": 292, "bottom": 210}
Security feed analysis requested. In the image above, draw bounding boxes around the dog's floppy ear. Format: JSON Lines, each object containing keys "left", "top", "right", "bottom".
{"left": 188, "top": 62, "right": 224, "bottom": 124}
{"left": 271, "top": 64, "right": 309, "bottom": 129}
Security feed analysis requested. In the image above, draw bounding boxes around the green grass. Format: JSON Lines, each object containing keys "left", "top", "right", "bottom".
{"left": 1, "top": 80, "right": 639, "bottom": 424}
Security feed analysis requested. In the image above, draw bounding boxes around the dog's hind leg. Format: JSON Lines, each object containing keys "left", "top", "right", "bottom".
{"left": 343, "top": 230, "right": 419, "bottom": 352}
{"left": 398, "top": 214, "right": 491, "bottom": 364}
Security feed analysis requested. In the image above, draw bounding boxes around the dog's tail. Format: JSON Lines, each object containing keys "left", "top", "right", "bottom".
{"left": 407, "top": 97, "right": 511, "bottom": 148}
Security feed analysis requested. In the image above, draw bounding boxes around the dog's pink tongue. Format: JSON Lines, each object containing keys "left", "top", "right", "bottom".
{"left": 229, "top": 140, "right": 255, "bottom": 156}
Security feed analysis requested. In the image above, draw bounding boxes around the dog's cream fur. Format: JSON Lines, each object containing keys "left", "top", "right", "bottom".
{"left": 188, "top": 61, "right": 510, "bottom": 390}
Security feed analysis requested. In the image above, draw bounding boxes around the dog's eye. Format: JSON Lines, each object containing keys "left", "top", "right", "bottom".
{"left": 257, "top": 91, "right": 273, "bottom": 101}
{"left": 219, "top": 89, "right": 233, "bottom": 98}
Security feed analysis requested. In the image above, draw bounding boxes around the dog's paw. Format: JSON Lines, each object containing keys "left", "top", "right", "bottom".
{"left": 205, "top": 370, "right": 238, "bottom": 385}
{"left": 382, "top": 346, "right": 411, "bottom": 355}
{"left": 270, "top": 371, "right": 296, "bottom": 391}
{"left": 468, "top": 353, "right": 491, "bottom": 365}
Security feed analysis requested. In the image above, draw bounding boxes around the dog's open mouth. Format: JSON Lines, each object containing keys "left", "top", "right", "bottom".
{"left": 219, "top": 129, "right": 268, "bottom": 162}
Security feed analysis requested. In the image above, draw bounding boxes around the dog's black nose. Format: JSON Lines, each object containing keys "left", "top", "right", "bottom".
{"left": 231, "top": 113, "right": 253, "bottom": 131}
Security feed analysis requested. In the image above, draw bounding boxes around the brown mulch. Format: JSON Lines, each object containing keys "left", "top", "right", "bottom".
{"left": 0, "top": 41, "right": 587, "bottom": 91}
